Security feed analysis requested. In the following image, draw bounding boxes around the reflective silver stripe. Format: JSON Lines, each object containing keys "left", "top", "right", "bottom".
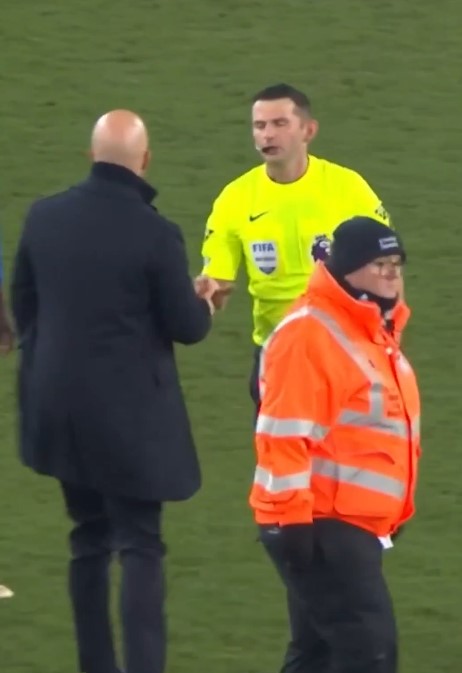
{"left": 309, "top": 308, "right": 378, "bottom": 379}
{"left": 340, "top": 410, "right": 420, "bottom": 440}
{"left": 338, "top": 409, "right": 409, "bottom": 438}
{"left": 312, "top": 458, "right": 405, "bottom": 499}
{"left": 254, "top": 465, "right": 311, "bottom": 494}
{"left": 258, "top": 305, "right": 416, "bottom": 443}
{"left": 308, "top": 308, "right": 413, "bottom": 441}
{"left": 256, "top": 415, "right": 329, "bottom": 440}
{"left": 309, "top": 307, "right": 385, "bottom": 418}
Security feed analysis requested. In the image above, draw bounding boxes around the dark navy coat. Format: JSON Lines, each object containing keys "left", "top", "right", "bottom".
{"left": 11, "top": 162, "right": 210, "bottom": 502}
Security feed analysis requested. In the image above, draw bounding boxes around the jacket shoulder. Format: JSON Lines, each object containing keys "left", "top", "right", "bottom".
{"left": 147, "top": 209, "right": 184, "bottom": 242}
{"left": 268, "top": 304, "right": 348, "bottom": 371}
{"left": 26, "top": 188, "right": 72, "bottom": 213}
{"left": 21, "top": 189, "right": 74, "bottom": 232}
{"left": 269, "top": 306, "right": 325, "bottom": 351}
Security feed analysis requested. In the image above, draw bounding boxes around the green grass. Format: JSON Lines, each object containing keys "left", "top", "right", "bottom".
{"left": 1, "top": 0, "right": 462, "bottom": 670}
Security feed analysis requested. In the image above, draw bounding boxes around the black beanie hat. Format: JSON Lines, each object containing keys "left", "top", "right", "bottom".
{"left": 326, "top": 216, "right": 406, "bottom": 276}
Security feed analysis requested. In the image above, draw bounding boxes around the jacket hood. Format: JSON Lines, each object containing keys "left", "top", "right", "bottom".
{"left": 305, "top": 262, "right": 410, "bottom": 340}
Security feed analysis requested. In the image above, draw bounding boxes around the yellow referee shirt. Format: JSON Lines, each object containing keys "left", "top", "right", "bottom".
{"left": 201, "top": 155, "right": 391, "bottom": 346}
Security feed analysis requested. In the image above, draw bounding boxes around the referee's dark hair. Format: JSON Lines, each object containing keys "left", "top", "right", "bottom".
{"left": 252, "top": 84, "right": 312, "bottom": 116}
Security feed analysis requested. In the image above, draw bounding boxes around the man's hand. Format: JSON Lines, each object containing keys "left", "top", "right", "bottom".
{"left": 0, "top": 319, "right": 15, "bottom": 355}
{"left": 193, "top": 276, "right": 221, "bottom": 315}
{"left": 194, "top": 275, "right": 234, "bottom": 310}
{"left": 194, "top": 275, "right": 219, "bottom": 300}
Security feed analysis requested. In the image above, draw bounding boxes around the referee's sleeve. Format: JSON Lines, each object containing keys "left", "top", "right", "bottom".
{"left": 201, "top": 186, "right": 242, "bottom": 280}
{"left": 348, "top": 172, "right": 392, "bottom": 227}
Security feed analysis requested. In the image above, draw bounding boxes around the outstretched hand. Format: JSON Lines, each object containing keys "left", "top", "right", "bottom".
{"left": 194, "top": 275, "right": 219, "bottom": 300}
{"left": 193, "top": 276, "right": 221, "bottom": 315}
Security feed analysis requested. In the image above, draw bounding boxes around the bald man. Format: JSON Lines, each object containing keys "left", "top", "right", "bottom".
{"left": 10, "top": 110, "right": 217, "bottom": 673}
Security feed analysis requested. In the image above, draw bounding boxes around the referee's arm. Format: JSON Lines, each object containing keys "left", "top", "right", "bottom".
{"left": 348, "top": 171, "right": 392, "bottom": 227}
{"left": 348, "top": 171, "right": 404, "bottom": 298}
{"left": 200, "top": 189, "right": 242, "bottom": 309}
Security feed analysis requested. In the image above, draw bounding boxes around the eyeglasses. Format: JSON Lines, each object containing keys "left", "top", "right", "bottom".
{"left": 369, "top": 260, "right": 403, "bottom": 275}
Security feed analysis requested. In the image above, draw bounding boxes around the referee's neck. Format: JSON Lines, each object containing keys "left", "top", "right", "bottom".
{"left": 266, "top": 155, "right": 309, "bottom": 184}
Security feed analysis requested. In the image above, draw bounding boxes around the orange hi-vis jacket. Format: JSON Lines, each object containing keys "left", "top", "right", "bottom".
{"left": 249, "top": 263, "right": 421, "bottom": 538}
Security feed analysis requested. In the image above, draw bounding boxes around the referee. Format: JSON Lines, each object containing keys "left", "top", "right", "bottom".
{"left": 199, "top": 84, "right": 393, "bottom": 673}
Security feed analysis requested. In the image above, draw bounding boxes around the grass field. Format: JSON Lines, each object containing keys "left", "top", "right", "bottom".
{"left": 1, "top": 0, "right": 462, "bottom": 671}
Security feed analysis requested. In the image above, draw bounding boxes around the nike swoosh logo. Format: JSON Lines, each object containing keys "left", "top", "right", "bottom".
{"left": 249, "top": 211, "right": 268, "bottom": 222}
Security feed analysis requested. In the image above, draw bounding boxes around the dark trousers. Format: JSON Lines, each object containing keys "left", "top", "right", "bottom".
{"left": 259, "top": 519, "right": 398, "bottom": 673}
{"left": 251, "top": 346, "right": 328, "bottom": 673}
{"left": 61, "top": 482, "right": 166, "bottom": 673}
{"left": 249, "top": 345, "right": 262, "bottom": 417}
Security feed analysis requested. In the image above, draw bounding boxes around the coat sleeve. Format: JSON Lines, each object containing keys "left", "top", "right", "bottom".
{"left": 10, "top": 219, "right": 37, "bottom": 345}
{"left": 150, "top": 220, "right": 212, "bottom": 345}
{"left": 251, "top": 319, "right": 346, "bottom": 525}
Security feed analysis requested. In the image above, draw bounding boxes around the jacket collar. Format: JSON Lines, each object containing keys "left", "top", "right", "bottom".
{"left": 306, "top": 262, "right": 410, "bottom": 341}
{"left": 89, "top": 162, "right": 158, "bottom": 204}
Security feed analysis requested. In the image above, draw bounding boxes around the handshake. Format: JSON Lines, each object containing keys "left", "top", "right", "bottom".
{"left": 193, "top": 275, "right": 230, "bottom": 315}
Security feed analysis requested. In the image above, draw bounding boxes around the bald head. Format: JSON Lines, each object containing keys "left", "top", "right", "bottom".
{"left": 91, "top": 110, "right": 150, "bottom": 176}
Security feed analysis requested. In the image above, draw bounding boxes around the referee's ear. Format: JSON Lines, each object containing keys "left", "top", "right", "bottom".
{"left": 304, "top": 117, "right": 319, "bottom": 144}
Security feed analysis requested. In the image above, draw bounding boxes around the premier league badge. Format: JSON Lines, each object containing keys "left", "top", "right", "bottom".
{"left": 310, "top": 234, "right": 331, "bottom": 262}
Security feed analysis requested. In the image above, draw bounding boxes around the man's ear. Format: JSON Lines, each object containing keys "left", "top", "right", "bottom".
{"left": 141, "top": 149, "right": 151, "bottom": 173}
{"left": 304, "top": 117, "right": 319, "bottom": 144}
